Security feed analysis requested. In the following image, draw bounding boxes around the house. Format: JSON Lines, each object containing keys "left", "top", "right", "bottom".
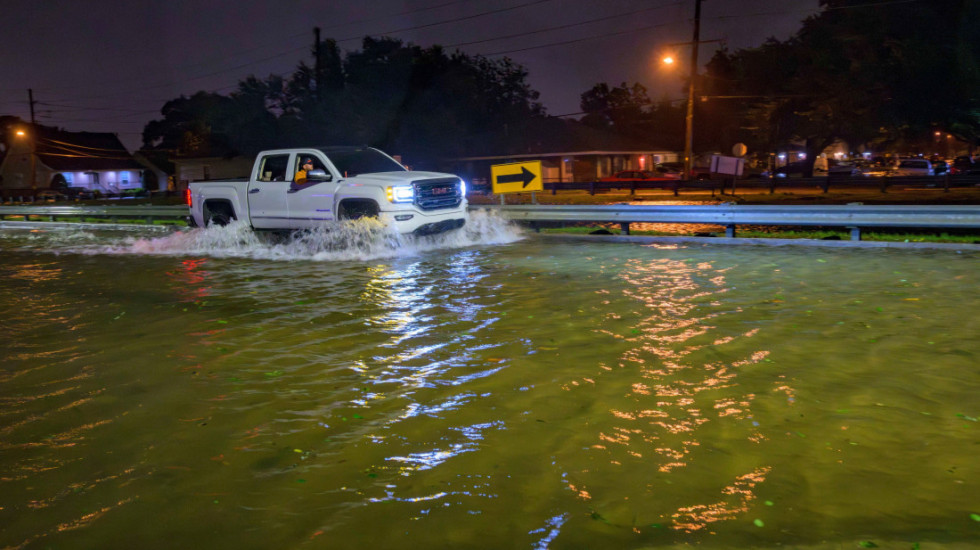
{"left": 173, "top": 155, "right": 254, "bottom": 190}
{"left": 448, "top": 149, "right": 680, "bottom": 189}
{"left": 0, "top": 123, "right": 150, "bottom": 199}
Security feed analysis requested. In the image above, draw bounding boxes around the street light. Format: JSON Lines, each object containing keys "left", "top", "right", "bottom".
{"left": 662, "top": 1, "right": 702, "bottom": 181}
{"left": 683, "top": 0, "right": 702, "bottom": 182}
{"left": 14, "top": 126, "right": 36, "bottom": 191}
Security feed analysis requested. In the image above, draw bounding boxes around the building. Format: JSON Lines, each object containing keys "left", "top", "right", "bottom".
{"left": 0, "top": 123, "right": 151, "bottom": 199}
{"left": 448, "top": 149, "right": 680, "bottom": 189}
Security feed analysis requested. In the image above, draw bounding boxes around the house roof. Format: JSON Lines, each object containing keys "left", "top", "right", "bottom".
{"left": 33, "top": 127, "right": 144, "bottom": 172}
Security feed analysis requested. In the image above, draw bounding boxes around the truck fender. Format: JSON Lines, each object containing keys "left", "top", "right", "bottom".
{"left": 335, "top": 184, "right": 385, "bottom": 219}
{"left": 200, "top": 186, "right": 245, "bottom": 226}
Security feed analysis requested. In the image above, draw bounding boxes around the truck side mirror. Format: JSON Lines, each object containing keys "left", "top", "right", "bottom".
{"left": 307, "top": 169, "right": 332, "bottom": 182}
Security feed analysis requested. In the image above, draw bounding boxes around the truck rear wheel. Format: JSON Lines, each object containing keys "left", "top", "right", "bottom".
{"left": 337, "top": 200, "right": 379, "bottom": 220}
{"left": 204, "top": 202, "right": 236, "bottom": 226}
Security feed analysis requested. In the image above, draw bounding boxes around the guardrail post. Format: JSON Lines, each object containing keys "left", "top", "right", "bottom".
{"left": 848, "top": 226, "right": 862, "bottom": 241}
{"left": 880, "top": 176, "right": 889, "bottom": 194}
{"left": 589, "top": 182, "right": 596, "bottom": 196}
{"left": 629, "top": 181, "right": 636, "bottom": 196}
{"left": 725, "top": 224, "right": 735, "bottom": 238}
{"left": 620, "top": 222, "right": 630, "bottom": 235}
{"left": 944, "top": 172, "right": 951, "bottom": 193}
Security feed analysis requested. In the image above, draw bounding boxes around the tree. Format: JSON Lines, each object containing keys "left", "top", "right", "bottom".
{"left": 701, "top": 0, "right": 980, "bottom": 174}
{"left": 142, "top": 35, "right": 548, "bottom": 164}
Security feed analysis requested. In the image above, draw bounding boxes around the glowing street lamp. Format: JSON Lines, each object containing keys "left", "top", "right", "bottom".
{"left": 662, "top": 0, "right": 702, "bottom": 181}
{"left": 14, "top": 127, "right": 36, "bottom": 190}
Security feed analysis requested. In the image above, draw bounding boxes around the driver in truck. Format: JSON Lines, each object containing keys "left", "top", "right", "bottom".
{"left": 294, "top": 157, "right": 315, "bottom": 185}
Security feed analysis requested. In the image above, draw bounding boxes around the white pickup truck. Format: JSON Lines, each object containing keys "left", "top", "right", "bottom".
{"left": 187, "top": 146, "right": 467, "bottom": 235}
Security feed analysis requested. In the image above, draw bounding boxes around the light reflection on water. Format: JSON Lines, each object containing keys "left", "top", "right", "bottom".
{"left": 0, "top": 224, "right": 978, "bottom": 549}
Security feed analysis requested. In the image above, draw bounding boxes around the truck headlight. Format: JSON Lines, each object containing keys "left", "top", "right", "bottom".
{"left": 386, "top": 185, "right": 414, "bottom": 203}
{"left": 460, "top": 180, "right": 467, "bottom": 196}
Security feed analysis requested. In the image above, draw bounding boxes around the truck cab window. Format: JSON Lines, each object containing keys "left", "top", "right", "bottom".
{"left": 257, "top": 155, "right": 289, "bottom": 182}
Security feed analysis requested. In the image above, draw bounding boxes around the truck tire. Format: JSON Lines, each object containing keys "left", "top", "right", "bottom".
{"left": 204, "top": 202, "right": 236, "bottom": 226}
{"left": 337, "top": 200, "right": 379, "bottom": 220}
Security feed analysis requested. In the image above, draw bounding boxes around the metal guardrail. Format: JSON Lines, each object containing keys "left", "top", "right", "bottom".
{"left": 3, "top": 204, "right": 979, "bottom": 241}
{"left": 0, "top": 205, "right": 189, "bottom": 224}
{"left": 470, "top": 204, "right": 980, "bottom": 240}
{"left": 538, "top": 174, "right": 980, "bottom": 196}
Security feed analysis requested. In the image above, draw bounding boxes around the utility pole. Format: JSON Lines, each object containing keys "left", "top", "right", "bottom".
{"left": 683, "top": 0, "right": 702, "bottom": 182}
{"left": 313, "top": 27, "right": 322, "bottom": 102}
{"left": 27, "top": 88, "right": 37, "bottom": 190}
{"left": 28, "top": 88, "right": 36, "bottom": 124}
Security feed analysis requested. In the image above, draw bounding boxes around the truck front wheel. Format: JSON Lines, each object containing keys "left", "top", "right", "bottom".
{"left": 204, "top": 202, "right": 236, "bottom": 226}
{"left": 337, "top": 200, "right": 379, "bottom": 220}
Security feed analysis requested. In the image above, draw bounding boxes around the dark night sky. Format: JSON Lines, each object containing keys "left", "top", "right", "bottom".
{"left": 0, "top": 0, "right": 821, "bottom": 150}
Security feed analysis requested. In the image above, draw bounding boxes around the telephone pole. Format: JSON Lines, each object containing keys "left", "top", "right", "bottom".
{"left": 28, "top": 88, "right": 36, "bottom": 124}
{"left": 683, "top": 0, "right": 702, "bottom": 181}
{"left": 313, "top": 27, "right": 322, "bottom": 101}
{"left": 27, "top": 88, "right": 37, "bottom": 190}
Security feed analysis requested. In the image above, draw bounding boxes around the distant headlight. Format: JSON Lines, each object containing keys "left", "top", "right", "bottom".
{"left": 386, "top": 185, "right": 414, "bottom": 203}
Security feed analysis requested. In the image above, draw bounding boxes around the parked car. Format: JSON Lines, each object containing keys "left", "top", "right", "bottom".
{"left": 826, "top": 160, "right": 863, "bottom": 177}
{"left": 761, "top": 161, "right": 808, "bottom": 178}
{"left": 599, "top": 170, "right": 680, "bottom": 182}
{"left": 659, "top": 162, "right": 712, "bottom": 180}
{"left": 34, "top": 188, "right": 65, "bottom": 201}
{"left": 893, "top": 158, "right": 934, "bottom": 177}
{"left": 63, "top": 186, "right": 96, "bottom": 200}
{"left": 951, "top": 156, "right": 979, "bottom": 175}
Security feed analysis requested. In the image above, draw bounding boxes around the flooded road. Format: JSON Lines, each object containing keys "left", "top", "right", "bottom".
{"left": 1, "top": 214, "right": 978, "bottom": 549}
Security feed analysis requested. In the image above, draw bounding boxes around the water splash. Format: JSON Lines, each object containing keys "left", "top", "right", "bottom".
{"left": 97, "top": 209, "right": 524, "bottom": 261}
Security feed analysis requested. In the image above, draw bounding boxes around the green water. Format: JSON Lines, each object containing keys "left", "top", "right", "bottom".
{"left": 1, "top": 223, "right": 978, "bottom": 549}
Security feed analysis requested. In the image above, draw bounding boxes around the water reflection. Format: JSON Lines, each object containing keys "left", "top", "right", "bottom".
{"left": 580, "top": 248, "right": 774, "bottom": 532}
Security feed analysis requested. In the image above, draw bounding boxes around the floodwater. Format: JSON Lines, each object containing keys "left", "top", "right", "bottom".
{"left": 1, "top": 213, "right": 978, "bottom": 550}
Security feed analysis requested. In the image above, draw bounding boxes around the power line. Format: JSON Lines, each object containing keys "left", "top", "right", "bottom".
{"left": 444, "top": 1, "right": 685, "bottom": 49}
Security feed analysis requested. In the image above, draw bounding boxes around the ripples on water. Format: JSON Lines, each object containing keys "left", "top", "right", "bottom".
{"left": 0, "top": 216, "right": 978, "bottom": 549}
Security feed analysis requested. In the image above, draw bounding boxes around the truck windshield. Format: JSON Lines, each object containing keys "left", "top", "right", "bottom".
{"left": 321, "top": 148, "right": 406, "bottom": 176}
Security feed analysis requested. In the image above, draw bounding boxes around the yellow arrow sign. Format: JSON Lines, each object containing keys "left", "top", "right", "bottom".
{"left": 491, "top": 161, "right": 543, "bottom": 194}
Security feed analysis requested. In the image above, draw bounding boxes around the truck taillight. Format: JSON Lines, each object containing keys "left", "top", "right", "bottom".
{"left": 185, "top": 189, "right": 192, "bottom": 207}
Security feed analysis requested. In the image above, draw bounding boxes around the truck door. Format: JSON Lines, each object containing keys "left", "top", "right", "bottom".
{"left": 285, "top": 154, "right": 339, "bottom": 229}
{"left": 247, "top": 153, "right": 291, "bottom": 229}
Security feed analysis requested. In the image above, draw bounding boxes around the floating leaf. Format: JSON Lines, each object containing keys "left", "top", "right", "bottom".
{"left": 216, "top": 320, "right": 228, "bottom": 324}
{"left": 265, "top": 370, "right": 283, "bottom": 377}
{"left": 955, "top": 414, "right": 977, "bottom": 422}
{"left": 293, "top": 449, "right": 303, "bottom": 453}
{"left": 970, "top": 513, "right": 980, "bottom": 522}
{"left": 753, "top": 519, "right": 765, "bottom": 527}
{"left": 858, "top": 541, "right": 878, "bottom": 548}
{"left": 764, "top": 500, "right": 774, "bottom": 506}
{"left": 353, "top": 414, "right": 363, "bottom": 419}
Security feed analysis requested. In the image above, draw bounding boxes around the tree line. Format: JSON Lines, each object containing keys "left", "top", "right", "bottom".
{"left": 138, "top": 0, "right": 979, "bottom": 172}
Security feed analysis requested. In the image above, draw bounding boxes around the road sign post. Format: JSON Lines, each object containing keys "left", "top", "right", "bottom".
{"left": 491, "top": 161, "right": 543, "bottom": 204}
